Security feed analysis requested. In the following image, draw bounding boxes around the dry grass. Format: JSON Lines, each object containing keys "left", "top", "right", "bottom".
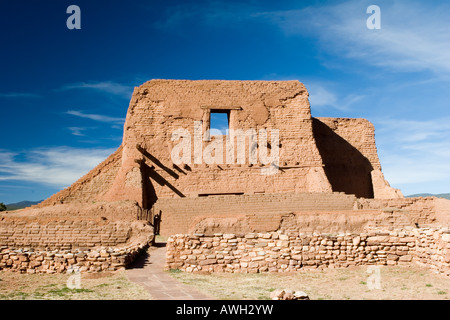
{"left": 169, "top": 265, "right": 450, "bottom": 300}
{"left": 0, "top": 270, "right": 151, "bottom": 300}
{"left": 2, "top": 263, "right": 448, "bottom": 300}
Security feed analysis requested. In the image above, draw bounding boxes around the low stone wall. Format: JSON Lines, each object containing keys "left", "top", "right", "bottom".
{"left": 0, "top": 217, "right": 154, "bottom": 273}
{"left": 414, "top": 229, "right": 450, "bottom": 275}
{"left": 0, "top": 243, "right": 148, "bottom": 274}
{"left": 165, "top": 228, "right": 450, "bottom": 276}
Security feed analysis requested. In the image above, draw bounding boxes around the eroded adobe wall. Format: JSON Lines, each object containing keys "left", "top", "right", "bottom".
{"left": 153, "top": 193, "right": 358, "bottom": 236}
{"left": 0, "top": 219, "right": 151, "bottom": 250}
{"left": 0, "top": 202, "right": 154, "bottom": 273}
{"left": 155, "top": 193, "right": 436, "bottom": 237}
{"left": 278, "top": 209, "right": 412, "bottom": 234}
{"left": 12, "top": 200, "right": 145, "bottom": 221}
{"left": 29, "top": 80, "right": 403, "bottom": 210}
{"left": 0, "top": 203, "right": 153, "bottom": 250}
{"left": 358, "top": 197, "right": 450, "bottom": 226}
{"left": 105, "top": 80, "right": 332, "bottom": 205}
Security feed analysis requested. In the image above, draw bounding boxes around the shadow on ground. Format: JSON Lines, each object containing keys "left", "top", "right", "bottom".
{"left": 127, "top": 241, "right": 166, "bottom": 269}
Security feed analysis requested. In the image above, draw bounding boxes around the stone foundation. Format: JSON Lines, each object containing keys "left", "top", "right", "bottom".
{"left": 165, "top": 228, "right": 450, "bottom": 276}
{"left": 0, "top": 243, "right": 148, "bottom": 274}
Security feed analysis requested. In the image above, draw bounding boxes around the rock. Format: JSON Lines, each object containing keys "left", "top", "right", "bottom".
{"left": 293, "top": 291, "right": 310, "bottom": 300}
{"left": 387, "top": 254, "right": 399, "bottom": 261}
{"left": 442, "top": 234, "right": 450, "bottom": 242}
{"left": 283, "top": 289, "right": 295, "bottom": 300}
{"left": 399, "top": 255, "right": 412, "bottom": 262}
{"left": 270, "top": 288, "right": 310, "bottom": 300}
{"left": 270, "top": 289, "right": 285, "bottom": 300}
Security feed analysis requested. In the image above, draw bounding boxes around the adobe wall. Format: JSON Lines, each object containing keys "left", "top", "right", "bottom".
{"left": 313, "top": 118, "right": 378, "bottom": 198}
{"left": 165, "top": 228, "right": 450, "bottom": 276}
{"left": 357, "top": 196, "right": 450, "bottom": 227}
{"left": 313, "top": 117, "right": 402, "bottom": 199}
{"left": 153, "top": 192, "right": 359, "bottom": 236}
{"left": 10, "top": 200, "right": 146, "bottom": 221}
{"left": 0, "top": 218, "right": 152, "bottom": 250}
{"left": 153, "top": 192, "right": 430, "bottom": 236}
{"left": 103, "top": 80, "right": 334, "bottom": 206}
{"left": 29, "top": 80, "right": 401, "bottom": 214}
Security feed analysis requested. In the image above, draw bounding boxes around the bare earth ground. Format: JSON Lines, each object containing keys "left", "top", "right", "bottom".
{"left": 0, "top": 270, "right": 151, "bottom": 300}
{"left": 168, "top": 265, "right": 450, "bottom": 300}
{"left": 0, "top": 263, "right": 448, "bottom": 300}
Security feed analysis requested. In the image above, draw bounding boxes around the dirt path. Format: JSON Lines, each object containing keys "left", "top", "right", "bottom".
{"left": 126, "top": 243, "right": 214, "bottom": 300}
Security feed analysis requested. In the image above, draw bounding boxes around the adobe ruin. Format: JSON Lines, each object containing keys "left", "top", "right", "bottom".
{"left": 1, "top": 79, "right": 448, "bottom": 274}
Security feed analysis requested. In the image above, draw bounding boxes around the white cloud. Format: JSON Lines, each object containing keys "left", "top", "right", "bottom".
{"left": 376, "top": 118, "right": 450, "bottom": 144}
{"left": 60, "top": 81, "right": 134, "bottom": 99}
{"left": 0, "top": 92, "right": 40, "bottom": 98}
{"left": 0, "top": 147, "right": 116, "bottom": 187}
{"left": 375, "top": 117, "right": 450, "bottom": 193}
{"left": 306, "top": 82, "right": 365, "bottom": 111}
{"left": 67, "top": 127, "right": 87, "bottom": 136}
{"left": 66, "top": 110, "right": 125, "bottom": 123}
{"left": 254, "top": 0, "right": 450, "bottom": 76}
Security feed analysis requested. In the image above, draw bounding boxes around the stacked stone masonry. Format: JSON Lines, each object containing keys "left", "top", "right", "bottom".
{"left": 0, "top": 244, "right": 147, "bottom": 274}
{"left": 165, "top": 228, "right": 450, "bottom": 276}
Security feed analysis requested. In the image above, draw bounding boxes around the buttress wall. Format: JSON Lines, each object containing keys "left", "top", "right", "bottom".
{"left": 312, "top": 117, "right": 402, "bottom": 199}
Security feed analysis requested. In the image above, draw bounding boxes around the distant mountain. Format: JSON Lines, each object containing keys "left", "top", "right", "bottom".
{"left": 407, "top": 193, "right": 450, "bottom": 200}
{"left": 5, "top": 200, "right": 43, "bottom": 211}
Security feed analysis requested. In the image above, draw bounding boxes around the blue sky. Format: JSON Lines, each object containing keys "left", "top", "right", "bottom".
{"left": 0, "top": 0, "right": 449, "bottom": 203}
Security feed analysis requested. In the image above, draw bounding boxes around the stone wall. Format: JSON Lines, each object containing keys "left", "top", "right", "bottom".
{"left": 165, "top": 228, "right": 450, "bottom": 276}
{"left": 414, "top": 229, "right": 450, "bottom": 275}
{"left": 0, "top": 243, "right": 147, "bottom": 274}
